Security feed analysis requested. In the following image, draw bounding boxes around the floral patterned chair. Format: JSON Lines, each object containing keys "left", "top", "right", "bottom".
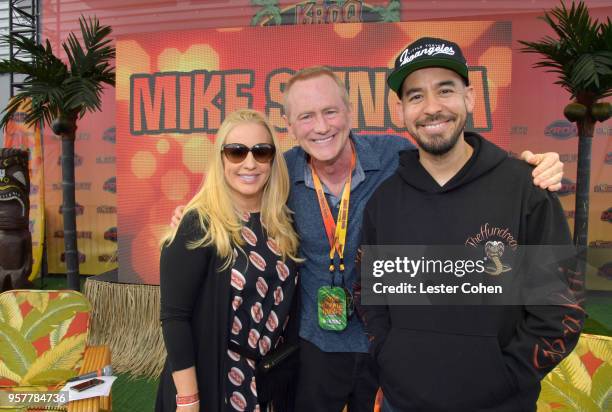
{"left": 0, "top": 289, "right": 111, "bottom": 412}
{"left": 537, "top": 333, "right": 611, "bottom": 411}
{"left": 370, "top": 333, "right": 611, "bottom": 412}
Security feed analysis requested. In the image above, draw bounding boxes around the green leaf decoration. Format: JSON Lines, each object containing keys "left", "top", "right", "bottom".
{"left": 540, "top": 371, "right": 600, "bottom": 411}
{"left": 571, "top": 54, "right": 597, "bottom": 87}
{"left": 0, "top": 293, "right": 23, "bottom": 330}
{"left": 49, "top": 318, "right": 72, "bottom": 349}
{"left": 20, "top": 294, "right": 90, "bottom": 342}
{"left": 12, "top": 385, "right": 50, "bottom": 391}
{"left": 573, "top": 336, "right": 590, "bottom": 357}
{"left": 591, "top": 362, "right": 612, "bottom": 409}
{"left": 536, "top": 399, "right": 552, "bottom": 412}
{"left": 0, "top": 15, "right": 115, "bottom": 130}
{"left": 540, "top": 373, "right": 575, "bottom": 407}
{"left": 555, "top": 351, "right": 592, "bottom": 394}
{"left": 0, "top": 360, "right": 21, "bottom": 384}
{"left": 24, "top": 292, "right": 49, "bottom": 314}
{"left": 25, "top": 369, "right": 78, "bottom": 386}
{"left": 0, "top": 322, "right": 36, "bottom": 378}
{"left": 519, "top": 1, "right": 612, "bottom": 101}
{"left": 20, "top": 333, "right": 86, "bottom": 385}
{"left": 0, "top": 407, "right": 26, "bottom": 412}
{"left": 587, "top": 337, "right": 612, "bottom": 363}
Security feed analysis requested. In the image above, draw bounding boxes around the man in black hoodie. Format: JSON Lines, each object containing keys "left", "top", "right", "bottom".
{"left": 358, "top": 37, "right": 584, "bottom": 412}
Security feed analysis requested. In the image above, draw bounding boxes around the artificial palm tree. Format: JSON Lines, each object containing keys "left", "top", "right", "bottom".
{"left": 0, "top": 16, "right": 115, "bottom": 290}
{"left": 520, "top": 1, "right": 611, "bottom": 281}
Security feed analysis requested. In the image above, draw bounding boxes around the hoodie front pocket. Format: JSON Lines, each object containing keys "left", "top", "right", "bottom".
{"left": 378, "top": 329, "right": 518, "bottom": 411}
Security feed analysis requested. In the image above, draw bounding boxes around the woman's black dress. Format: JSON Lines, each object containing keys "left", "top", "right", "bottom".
{"left": 224, "top": 211, "right": 297, "bottom": 411}
{"left": 155, "top": 211, "right": 298, "bottom": 412}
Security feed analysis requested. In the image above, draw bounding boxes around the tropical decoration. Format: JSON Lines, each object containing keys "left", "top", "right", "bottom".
{"left": 0, "top": 16, "right": 115, "bottom": 290}
{"left": 371, "top": 333, "right": 611, "bottom": 411}
{"left": 251, "top": 0, "right": 282, "bottom": 25}
{"left": 372, "top": 0, "right": 400, "bottom": 22}
{"left": 0, "top": 148, "right": 32, "bottom": 291}
{"left": 0, "top": 290, "right": 91, "bottom": 390}
{"left": 537, "top": 333, "right": 612, "bottom": 411}
{"left": 250, "top": 0, "right": 401, "bottom": 25}
{"left": 519, "top": 1, "right": 612, "bottom": 281}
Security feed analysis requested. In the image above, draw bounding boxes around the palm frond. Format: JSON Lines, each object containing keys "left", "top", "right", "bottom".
{"left": 63, "top": 32, "right": 87, "bottom": 75}
{"left": 64, "top": 16, "right": 115, "bottom": 86}
{"left": 0, "top": 58, "right": 37, "bottom": 77}
{"left": 80, "top": 15, "right": 113, "bottom": 54}
{"left": 0, "top": 14, "right": 115, "bottom": 131}
{"left": 599, "top": 16, "right": 612, "bottom": 49}
{"left": 0, "top": 38, "right": 68, "bottom": 129}
{"left": 0, "top": 94, "right": 29, "bottom": 128}
{"left": 572, "top": 54, "right": 599, "bottom": 88}
{"left": 0, "top": 35, "right": 68, "bottom": 82}
{"left": 2, "top": 34, "right": 61, "bottom": 67}
{"left": 519, "top": 1, "right": 612, "bottom": 100}
{"left": 63, "top": 77, "right": 103, "bottom": 115}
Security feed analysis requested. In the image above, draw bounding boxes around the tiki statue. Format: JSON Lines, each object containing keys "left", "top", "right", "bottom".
{"left": 0, "top": 148, "right": 32, "bottom": 291}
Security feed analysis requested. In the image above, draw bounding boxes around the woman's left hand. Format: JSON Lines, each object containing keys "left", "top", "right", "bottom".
{"left": 176, "top": 401, "right": 199, "bottom": 412}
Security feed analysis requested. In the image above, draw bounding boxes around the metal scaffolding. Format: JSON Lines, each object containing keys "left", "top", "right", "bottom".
{"left": 8, "top": 0, "right": 39, "bottom": 97}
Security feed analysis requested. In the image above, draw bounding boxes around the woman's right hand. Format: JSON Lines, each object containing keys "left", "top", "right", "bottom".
{"left": 170, "top": 205, "right": 186, "bottom": 228}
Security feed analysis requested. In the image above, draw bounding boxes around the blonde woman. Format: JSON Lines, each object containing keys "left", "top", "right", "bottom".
{"left": 156, "top": 109, "right": 301, "bottom": 412}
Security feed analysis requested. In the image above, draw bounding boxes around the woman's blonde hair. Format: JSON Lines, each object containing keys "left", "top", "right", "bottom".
{"left": 162, "top": 109, "right": 300, "bottom": 268}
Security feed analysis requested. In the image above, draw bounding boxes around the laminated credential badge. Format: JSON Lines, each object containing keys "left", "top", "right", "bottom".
{"left": 317, "top": 286, "right": 347, "bottom": 331}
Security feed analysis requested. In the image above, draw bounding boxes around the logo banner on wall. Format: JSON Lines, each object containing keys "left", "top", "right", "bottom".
{"left": 251, "top": 0, "right": 401, "bottom": 26}
{"left": 116, "top": 21, "right": 512, "bottom": 284}
{"left": 2, "top": 99, "right": 44, "bottom": 281}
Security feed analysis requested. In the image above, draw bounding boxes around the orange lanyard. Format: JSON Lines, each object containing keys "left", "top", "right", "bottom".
{"left": 309, "top": 145, "right": 356, "bottom": 273}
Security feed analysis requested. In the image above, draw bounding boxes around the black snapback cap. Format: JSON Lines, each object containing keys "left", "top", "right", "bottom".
{"left": 388, "top": 37, "right": 469, "bottom": 95}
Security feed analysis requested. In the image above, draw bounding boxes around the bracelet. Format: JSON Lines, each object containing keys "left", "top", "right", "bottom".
{"left": 176, "top": 393, "right": 199, "bottom": 405}
{"left": 177, "top": 400, "right": 200, "bottom": 407}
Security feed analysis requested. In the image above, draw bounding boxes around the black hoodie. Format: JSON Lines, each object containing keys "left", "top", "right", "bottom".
{"left": 358, "top": 133, "right": 584, "bottom": 412}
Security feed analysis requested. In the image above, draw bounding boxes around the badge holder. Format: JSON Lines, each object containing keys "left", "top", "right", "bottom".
{"left": 317, "top": 285, "right": 347, "bottom": 331}
{"left": 343, "top": 286, "right": 354, "bottom": 319}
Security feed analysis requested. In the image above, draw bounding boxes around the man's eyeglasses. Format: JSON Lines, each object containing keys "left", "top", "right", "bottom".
{"left": 222, "top": 143, "right": 276, "bottom": 164}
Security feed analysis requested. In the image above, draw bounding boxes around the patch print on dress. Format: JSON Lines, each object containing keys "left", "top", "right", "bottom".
{"left": 265, "top": 310, "right": 278, "bottom": 332}
{"left": 242, "top": 226, "right": 258, "bottom": 246}
{"left": 274, "top": 286, "right": 284, "bottom": 305}
{"left": 276, "top": 261, "right": 290, "bottom": 281}
{"left": 249, "top": 251, "right": 266, "bottom": 271}
{"left": 230, "top": 391, "right": 247, "bottom": 411}
{"left": 266, "top": 238, "right": 282, "bottom": 256}
{"left": 225, "top": 212, "right": 297, "bottom": 411}
{"left": 231, "top": 269, "right": 246, "bottom": 290}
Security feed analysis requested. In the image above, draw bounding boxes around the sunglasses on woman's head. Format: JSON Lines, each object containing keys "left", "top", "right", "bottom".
{"left": 222, "top": 143, "right": 276, "bottom": 163}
